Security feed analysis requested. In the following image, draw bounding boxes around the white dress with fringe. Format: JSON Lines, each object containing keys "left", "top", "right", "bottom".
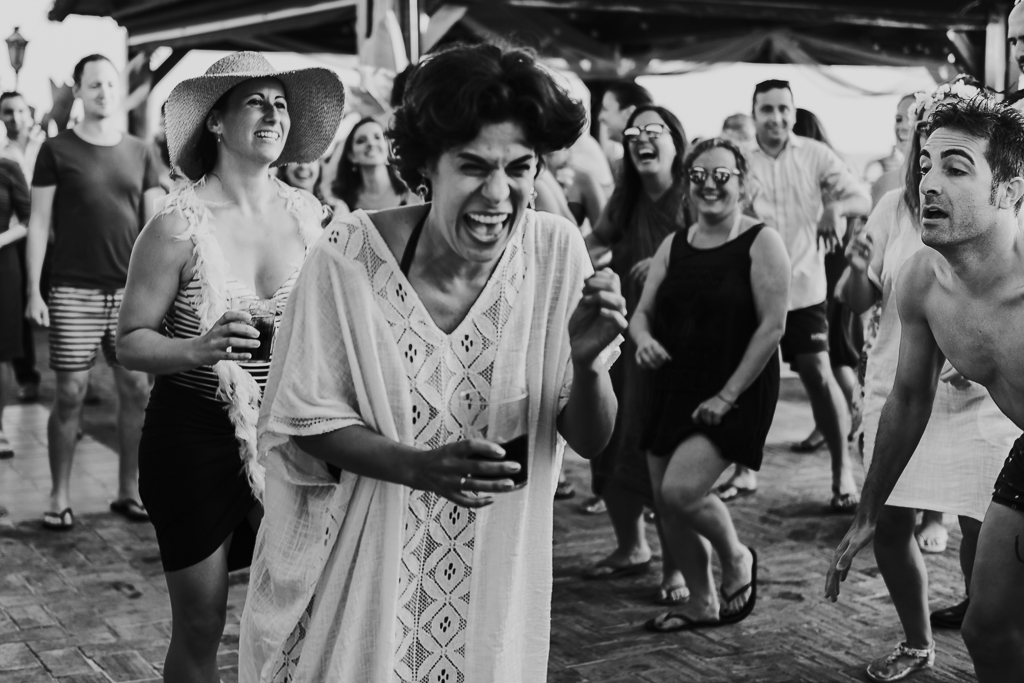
{"left": 860, "top": 190, "right": 1015, "bottom": 521}
{"left": 155, "top": 175, "right": 325, "bottom": 499}
{"left": 239, "top": 208, "right": 618, "bottom": 682}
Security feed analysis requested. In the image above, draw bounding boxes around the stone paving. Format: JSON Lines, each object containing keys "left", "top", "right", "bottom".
{"left": 0, "top": 338, "right": 977, "bottom": 682}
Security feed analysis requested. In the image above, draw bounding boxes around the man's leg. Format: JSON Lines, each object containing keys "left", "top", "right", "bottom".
{"left": 792, "top": 351, "right": 856, "bottom": 498}
{"left": 962, "top": 503, "right": 1024, "bottom": 681}
{"left": 873, "top": 505, "right": 932, "bottom": 649}
{"left": 585, "top": 479, "right": 651, "bottom": 574}
{"left": 958, "top": 516, "right": 982, "bottom": 592}
{"left": 111, "top": 366, "right": 149, "bottom": 505}
{"left": 48, "top": 370, "right": 90, "bottom": 512}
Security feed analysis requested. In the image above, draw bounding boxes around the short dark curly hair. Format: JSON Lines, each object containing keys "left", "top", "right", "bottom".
{"left": 928, "top": 97, "right": 1024, "bottom": 213}
{"left": 389, "top": 42, "right": 587, "bottom": 192}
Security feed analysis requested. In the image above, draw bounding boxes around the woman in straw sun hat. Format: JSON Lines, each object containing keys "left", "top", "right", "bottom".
{"left": 115, "top": 51, "right": 343, "bottom": 680}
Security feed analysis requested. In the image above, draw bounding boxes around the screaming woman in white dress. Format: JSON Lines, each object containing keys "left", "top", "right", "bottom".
{"left": 239, "top": 207, "right": 617, "bottom": 682}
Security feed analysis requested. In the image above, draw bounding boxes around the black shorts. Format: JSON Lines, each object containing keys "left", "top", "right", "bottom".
{"left": 993, "top": 435, "right": 1024, "bottom": 512}
{"left": 779, "top": 302, "right": 829, "bottom": 367}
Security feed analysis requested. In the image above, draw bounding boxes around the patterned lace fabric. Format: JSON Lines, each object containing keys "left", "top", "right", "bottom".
{"left": 275, "top": 211, "right": 526, "bottom": 682}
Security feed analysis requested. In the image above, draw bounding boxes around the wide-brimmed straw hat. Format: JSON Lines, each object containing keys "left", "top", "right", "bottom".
{"left": 165, "top": 51, "right": 345, "bottom": 180}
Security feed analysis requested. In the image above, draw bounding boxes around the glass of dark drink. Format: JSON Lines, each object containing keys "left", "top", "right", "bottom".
{"left": 457, "top": 389, "right": 529, "bottom": 490}
{"left": 233, "top": 298, "right": 276, "bottom": 362}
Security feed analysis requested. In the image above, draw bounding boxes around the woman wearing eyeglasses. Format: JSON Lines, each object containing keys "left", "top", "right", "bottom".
{"left": 582, "top": 105, "right": 689, "bottom": 606}
{"left": 631, "top": 137, "right": 790, "bottom": 631}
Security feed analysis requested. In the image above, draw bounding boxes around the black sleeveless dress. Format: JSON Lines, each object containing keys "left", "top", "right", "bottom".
{"left": 640, "top": 224, "right": 780, "bottom": 470}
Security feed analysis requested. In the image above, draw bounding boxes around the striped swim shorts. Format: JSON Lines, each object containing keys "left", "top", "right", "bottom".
{"left": 48, "top": 286, "right": 123, "bottom": 372}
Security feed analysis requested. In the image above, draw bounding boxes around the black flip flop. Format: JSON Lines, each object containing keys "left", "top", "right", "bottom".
{"left": 719, "top": 546, "right": 757, "bottom": 625}
{"left": 42, "top": 508, "right": 74, "bottom": 531}
{"left": 582, "top": 558, "right": 652, "bottom": 580}
{"left": 110, "top": 499, "right": 150, "bottom": 522}
{"left": 644, "top": 610, "right": 722, "bottom": 632}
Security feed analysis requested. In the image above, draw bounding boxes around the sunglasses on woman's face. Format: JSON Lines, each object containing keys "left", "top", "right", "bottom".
{"left": 688, "top": 166, "right": 741, "bottom": 187}
{"left": 622, "top": 123, "right": 667, "bottom": 142}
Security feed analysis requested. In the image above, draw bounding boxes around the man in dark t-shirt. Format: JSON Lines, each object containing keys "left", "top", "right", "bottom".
{"left": 25, "top": 54, "right": 163, "bottom": 530}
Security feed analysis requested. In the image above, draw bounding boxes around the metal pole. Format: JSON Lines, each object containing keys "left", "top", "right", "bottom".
{"left": 408, "top": 0, "right": 419, "bottom": 64}
{"left": 985, "top": 9, "right": 1008, "bottom": 91}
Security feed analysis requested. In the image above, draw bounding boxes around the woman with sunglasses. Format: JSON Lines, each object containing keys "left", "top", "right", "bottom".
{"left": 631, "top": 137, "right": 790, "bottom": 631}
{"left": 582, "top": 105, "right": 689, "bottom": 606}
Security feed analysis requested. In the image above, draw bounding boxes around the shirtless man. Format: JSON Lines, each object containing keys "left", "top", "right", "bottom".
{"left": 825, "top": 98, "right": 1024, "bottom": 681}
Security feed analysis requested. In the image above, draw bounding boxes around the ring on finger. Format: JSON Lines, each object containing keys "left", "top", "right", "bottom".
{"left": 459, "top": 476, "right": 467, "bottom": 491}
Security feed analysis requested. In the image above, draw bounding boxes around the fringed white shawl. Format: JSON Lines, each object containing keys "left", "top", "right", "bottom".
{"left": 239, "top": 209, "right": 619, "bottom": 682}
{"left": 158, "top": 175, "right": 326, "bottom": 500}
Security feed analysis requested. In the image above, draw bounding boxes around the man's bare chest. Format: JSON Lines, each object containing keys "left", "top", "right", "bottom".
{"left": 929, "top": 297, "right": 1024, "bottom": 390}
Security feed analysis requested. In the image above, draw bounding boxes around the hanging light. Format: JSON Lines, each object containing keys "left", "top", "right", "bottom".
{"left": 5, "top": 27, "right": 28, "bottom": 91}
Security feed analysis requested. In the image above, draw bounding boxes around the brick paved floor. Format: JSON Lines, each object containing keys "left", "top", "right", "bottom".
{"left": 0, "top": 332, "right": 977, "bottom": 682}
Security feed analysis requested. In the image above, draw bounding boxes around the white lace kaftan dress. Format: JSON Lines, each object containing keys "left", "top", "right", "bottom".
{"left": 239, "top": 208, "right": 615, "bottom": 682}
{"left": 860, "top": 190, "right": 1016, "bottom": 521}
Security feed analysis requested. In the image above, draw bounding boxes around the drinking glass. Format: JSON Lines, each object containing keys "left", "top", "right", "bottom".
{"left": 457, "top": 389, "right": 529, "bottom": 489}
{"left": 231, "top": 297, "right": 276, "bottom": 362}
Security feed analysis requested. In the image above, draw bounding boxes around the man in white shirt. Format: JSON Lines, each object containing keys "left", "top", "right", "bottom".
{"left": 733, "top": 80, "right": 871, "bottom": 510}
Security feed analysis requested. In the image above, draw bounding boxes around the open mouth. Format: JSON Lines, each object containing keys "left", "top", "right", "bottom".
{"left": 698, "top": 190, "right": 725, "bottom": 202}
{"left": 635, "top": 148, "right": 657, "bottom": 162}
{"left": 922, "top": 205, "right": 948, "bottom": 221}
{"left": 464, "top": 211, "right": 511, "bottom": 244}
{"left": 255, "top": 130, "right": 281, "bottom": 141}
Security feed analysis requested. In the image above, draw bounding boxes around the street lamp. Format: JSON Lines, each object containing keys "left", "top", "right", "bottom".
{"left": 6, "top": 27, "right": 28, "bottom": 91}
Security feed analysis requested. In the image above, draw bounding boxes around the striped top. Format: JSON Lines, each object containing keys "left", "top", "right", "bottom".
{"left": 163, "top": 270, "right": 300, "bottom": 401}
{"left": 746, "top": 135, "right": 869, "bottom": 310}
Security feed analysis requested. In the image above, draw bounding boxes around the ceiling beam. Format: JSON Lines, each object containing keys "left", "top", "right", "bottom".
{"left": 126, "top": 0, "right": 358, "bottom": 47}
{"left": 499, "top": 0, "right": 988, "bottom": 31}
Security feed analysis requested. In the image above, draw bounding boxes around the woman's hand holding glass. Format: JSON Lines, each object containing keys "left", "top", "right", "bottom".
{"left": 410, "top": 440, "right": 520, "bottom": 509}
{"left": 635, "top": 334, "right": 672, "bottom": 370}
{"left": 569, "top": 269, "right": 628, "bottom": 370}
{"left": 190, "top": 310, "right": 260, "bottom": 365}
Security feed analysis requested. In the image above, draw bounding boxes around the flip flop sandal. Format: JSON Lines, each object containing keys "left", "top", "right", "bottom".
{"left": 644, "top": 610, "right": 722, "bottom": 632}
{"left": 654, "top": 583, "right": 690, "bottom": 605}
{"left": 830, "top": 489, "right": 859, "bottom": 513}
{"left": 110, "top": 499, "right": 150, "bottom": 522}
{"left": 792, "top": 433, "right": 826, "bottom": 452}
{"left": 715, "top": 483, "right": 757, "bottom": 502}
{"left": 42, "top": 508, "right": 74, "bottom": 531}
{"left": 930, "top": 598, "right": 969, "bottom": 629}
{"left": 579, "top": 496, "right": 607, "bottom": 515}
{"left": 915, "top": 526, "right": 948, "bottom": 554}
{"left": 865, "top": 641, "right": 935, "bottom": 682}
{"left": 718, "top": 546, "right": 757, "bottom": 625}
{"left": 582, "top": 558, "right": 652, "bottom": 580}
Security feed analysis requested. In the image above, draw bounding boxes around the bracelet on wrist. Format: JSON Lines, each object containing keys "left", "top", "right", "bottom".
{"left": 716, "top": 393, "right": 736, "bottom": 408}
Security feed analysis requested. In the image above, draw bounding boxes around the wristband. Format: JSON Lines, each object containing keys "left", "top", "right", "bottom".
{"left": 716, "top": 393, "right": 736, "bottom": 408}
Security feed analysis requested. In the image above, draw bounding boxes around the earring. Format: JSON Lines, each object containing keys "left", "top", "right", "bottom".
{"left": 415, "top": 180, "right": 430, "bottom": 200}
{"left": 528, "top": 187, "right": 537, "bottom": 210}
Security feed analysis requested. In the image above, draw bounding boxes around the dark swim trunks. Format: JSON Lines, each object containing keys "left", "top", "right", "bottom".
{"left": 992, "top": 435, "right": 1024, "bottom": 512}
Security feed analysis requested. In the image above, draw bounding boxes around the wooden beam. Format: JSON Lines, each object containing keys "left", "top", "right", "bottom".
{"left": 127, "top": 0, "right": 358, "bottom": 47}
{"left": 498, "top": 0, "right": 987, "bottom": 32}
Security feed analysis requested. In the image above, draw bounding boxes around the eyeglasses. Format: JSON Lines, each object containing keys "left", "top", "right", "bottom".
{"left": 688, "top": 166, "right": 742, "bottom": 187}
{"left": 622, "top": 123, "right": 666, "bottom": 142}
